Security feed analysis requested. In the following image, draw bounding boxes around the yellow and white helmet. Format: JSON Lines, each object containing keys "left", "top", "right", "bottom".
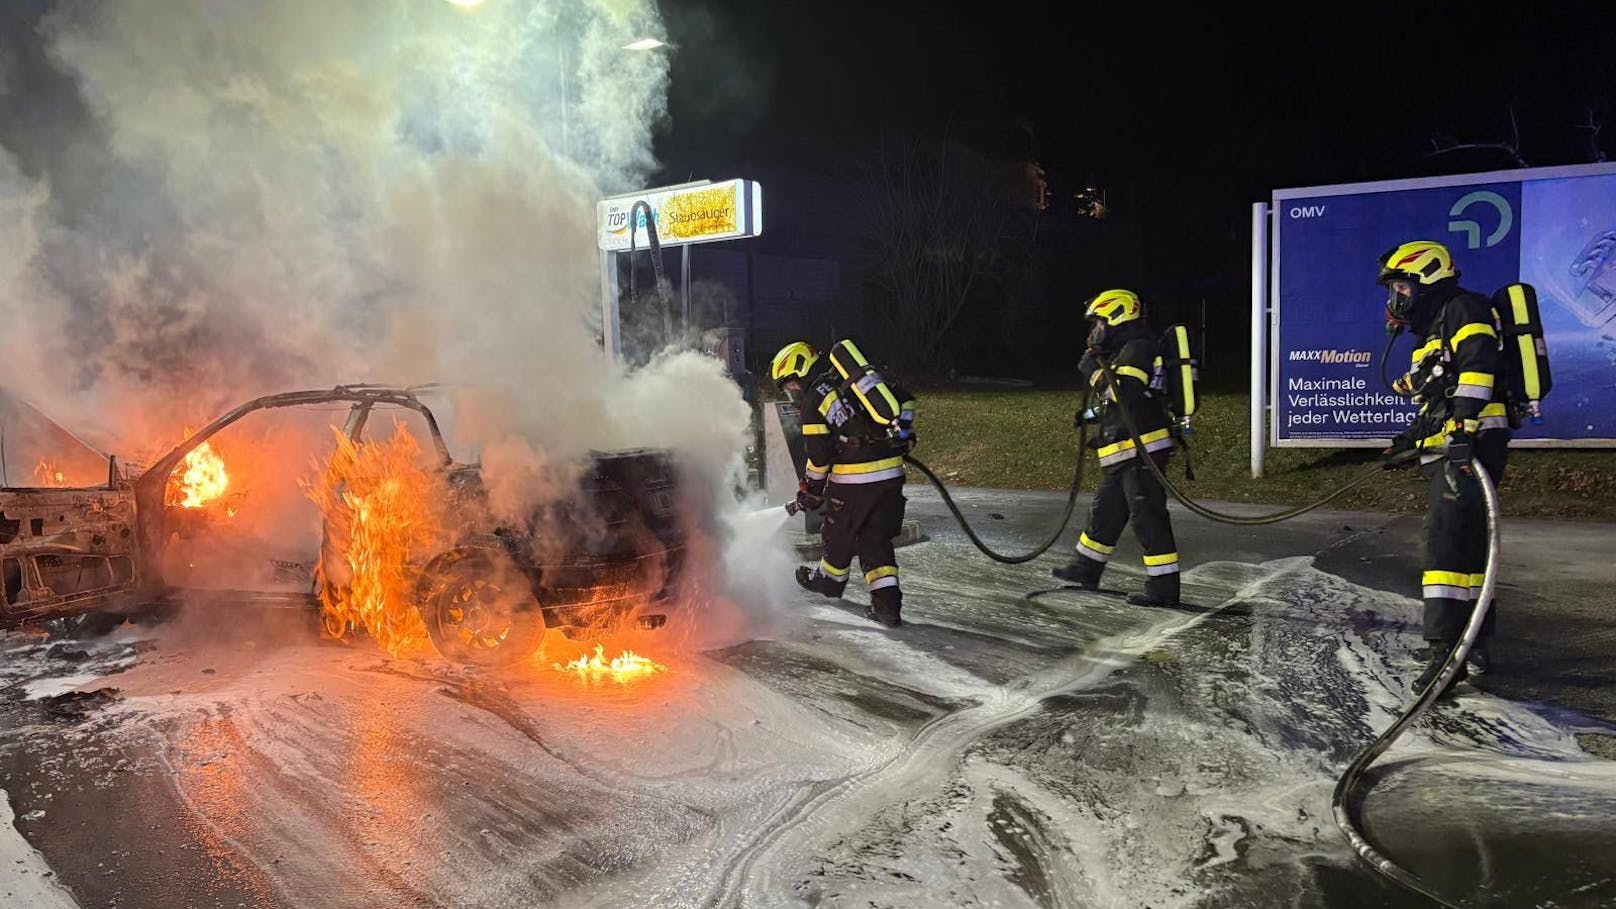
{"left": 1083, "top": 289, "right": 1143, "bottom": 326}
{"left": 770, "top": 341, "right": 820, "bottom": 387}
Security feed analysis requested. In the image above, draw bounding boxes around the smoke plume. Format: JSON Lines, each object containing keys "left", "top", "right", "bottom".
{"left": 1, "top": 0, "right": 730, "bottom": 448}
{"left": 1, "top": 0, "right": 775, "bottom": 632}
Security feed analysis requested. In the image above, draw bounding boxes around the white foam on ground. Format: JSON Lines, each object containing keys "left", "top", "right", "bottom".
{"left": 18, "top": 675, "right": 105, "bottom": 701}
{"left": 0, "top": 790, "right": 79, "bottom": 909}
{"left": 3, "top": 553, "right": 1607, "bottom": 908}
{"left": 736, "top": 557, "right": 1616, "bottom": 909}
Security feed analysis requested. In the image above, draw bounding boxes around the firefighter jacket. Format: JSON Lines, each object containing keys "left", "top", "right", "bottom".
{"left": 1080, "top": 324, "right": 1174, "bottom": 469}
{"left": 1392, "top": 281, "right": 1510, "bottom": 458}
{"left": 798, "top": 365, "right": 916, "bottom": 490}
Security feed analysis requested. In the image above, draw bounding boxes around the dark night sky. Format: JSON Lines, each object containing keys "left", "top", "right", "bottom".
{"left": 655, "top": 2, "right": 1616, "bottom": 308}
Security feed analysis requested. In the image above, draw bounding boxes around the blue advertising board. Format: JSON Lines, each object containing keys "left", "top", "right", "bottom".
{"left": 1270, "top": 163, "right": 1616, "bottom": 447}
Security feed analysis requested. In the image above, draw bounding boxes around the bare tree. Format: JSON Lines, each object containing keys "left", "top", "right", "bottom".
{"left": 1427, "top": 105, "right": 1529, "bottom": 167}
{"left": 854, "top": 135, "right": 1034, "bottom": 374}
{"left": 1426, "top": 102, "right": 1613, "bottom": 167}
{"left": 1576, "top": 106, "right": 1608, "bottom": 163}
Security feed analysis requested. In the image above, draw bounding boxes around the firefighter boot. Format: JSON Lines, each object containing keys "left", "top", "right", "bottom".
{"left": 1413, "top": 645, "right": 1468, "bottom": 698}
{"left": 867, "top": 587, "right": 902, "bottom": 628}
{"left": 1128, "top": 572, "right": 1181, "bottom": 609}
{"left": 795, "top": 565, "right": 846, "bottom": 600}
{"left": 1465, "top": 639, "right": 1491, "bottom": 675}
{"left": 1051, "top": 559, "right": 1103, "bottom": 590}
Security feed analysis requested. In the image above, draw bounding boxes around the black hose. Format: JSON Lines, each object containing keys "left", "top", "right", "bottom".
{"left": 1087, "top": 353, "right": 1495, "bottom": 905}
{"left": 901, "top": 388, "right": 1090, "bottom": 565}
{"left": 1331, "top": 459, "right": 1501, "bottom": 909}
{"left": 628, "top": 200, "right": 674, "bottom": 346}
{"left": 1380, "top": 327, "right": 1405, "bottom": 395}
{"left": 1091, "top": 355, "right": 1398, "bottom": 526}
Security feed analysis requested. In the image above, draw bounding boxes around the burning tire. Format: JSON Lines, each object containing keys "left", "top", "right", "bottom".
{"left": 420, "top": 547, "right": 543, "bottom": 667}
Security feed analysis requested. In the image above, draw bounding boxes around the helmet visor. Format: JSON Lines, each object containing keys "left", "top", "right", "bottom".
{"left": 1384, "top": 279, "right": 1417, "bottom": 321}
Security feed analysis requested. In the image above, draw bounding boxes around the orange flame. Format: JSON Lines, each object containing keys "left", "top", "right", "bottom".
{"left": 305, "top": 425, "right": 442, "bottom": 657}
{"left": 554, "top": 643, "right": 665, "bottom": 683}
{"left": 167, "top": 438, "right": 231, "bottom": 508}
{"left": 32, "top": 458, "right": 68, "bottom": 488}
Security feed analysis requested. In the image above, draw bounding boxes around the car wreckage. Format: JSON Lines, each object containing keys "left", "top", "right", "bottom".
{"left": 0, "top": 386, "right": 690, "bottom": 665}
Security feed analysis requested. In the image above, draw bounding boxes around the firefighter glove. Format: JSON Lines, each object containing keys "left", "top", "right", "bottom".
{"left": 1445, "top": 430, "right": 1474, "bottom": 474}
{"left": 794, "top": 481, "right": 824, "bottom": 513}
{"left": 896, "top": 421, "right": 917, "bottom": 451}
{"left": 1380, "top": 432, "right": 1416, "bottom": 471}
{"left": 1391, "top": 374, "right": 1414, "bottom": 397}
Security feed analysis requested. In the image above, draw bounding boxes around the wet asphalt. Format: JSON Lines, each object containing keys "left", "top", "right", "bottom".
{"left": 1, "top": 486, "right": 1613, "bottom": 909}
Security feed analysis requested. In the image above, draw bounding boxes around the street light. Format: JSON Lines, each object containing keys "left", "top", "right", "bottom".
{"left": 621, "top": 37, "right": 667, "bottom": 51}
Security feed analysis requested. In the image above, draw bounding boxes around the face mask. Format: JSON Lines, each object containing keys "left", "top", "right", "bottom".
{"left": 1086, "top": 320, "right": 1107, "bottom": 351}
{"left": 1385, "top": 282, "right": 1419, "bottom": 324}
{"left": 1384, "top": 303, "right": 1408, "bottom": 337}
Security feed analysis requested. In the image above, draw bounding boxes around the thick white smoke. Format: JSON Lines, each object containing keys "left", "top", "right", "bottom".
{"left": 0, "top": 0, "right": 757, "bottom": 485}
{"left": 0, "top": 0, "right": 774, "bottom": 628}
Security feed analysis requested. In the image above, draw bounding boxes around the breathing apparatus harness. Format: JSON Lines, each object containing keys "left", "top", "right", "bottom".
{"left": 1378, "top": 282, "right": 1554, "bottom": 434}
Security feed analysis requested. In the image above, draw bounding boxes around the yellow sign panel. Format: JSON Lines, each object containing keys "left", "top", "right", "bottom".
{"left": 662, "top": 185, "right": 738, "bottom": 242}
{"left": 597, "top": 179, "right": 762, "bottom": 251}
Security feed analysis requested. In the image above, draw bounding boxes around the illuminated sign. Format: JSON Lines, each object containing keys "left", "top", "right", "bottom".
{"left": 597, "top": 179, "right": 763, "bottom": 251}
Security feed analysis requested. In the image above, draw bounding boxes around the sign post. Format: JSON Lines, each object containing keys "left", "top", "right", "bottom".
{"left": 1250, "top": 202, "right": 1270, "bottom": 477}
{"left": 1252, "top": 162, "right": 1616, "bottom": 456}
{"left": 596, "top": 178, "right": 764, "bottom": 361}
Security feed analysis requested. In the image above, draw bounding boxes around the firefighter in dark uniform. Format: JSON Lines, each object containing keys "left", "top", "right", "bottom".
{"left": 772, "top": 340, "right": 916, "bottom": 628}
{"left": 1376, "top": 240, "right": 1510, "bottom": 696}
{"left": 1052, "top": 289, "right": 1182, "bottom": 607}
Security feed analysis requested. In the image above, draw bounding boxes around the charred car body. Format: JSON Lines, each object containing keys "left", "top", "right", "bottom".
{"left": 0, "top": 386, "right": 690, "bottom": 665}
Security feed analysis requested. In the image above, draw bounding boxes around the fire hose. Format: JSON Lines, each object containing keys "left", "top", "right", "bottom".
{"left": 1331, "top": 459, "right": 1499, "bottom": 909}
{"left": 1088, "top": 354, "right": 1501, "bottom": 907}
{"left": 1089, "top": 356, "right": 1394, "bottom": 526}
{"left": 1381, "top": 326, "right": 1406, "bottom": 395}
{"left": 627, "top": 200, "right": 675, "bottom": 347}
{"left": 900, "top": 393, "right": 1087, "bottom": 564}
{"left": 789, "top": 388, "right": 1094, "bottom": 565}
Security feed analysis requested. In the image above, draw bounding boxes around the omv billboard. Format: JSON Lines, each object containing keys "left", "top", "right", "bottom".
{"left": 1270, "top": 163, "right": 1616, "bottom": 446}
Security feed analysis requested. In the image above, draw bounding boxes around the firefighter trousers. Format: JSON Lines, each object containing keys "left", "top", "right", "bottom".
{"left": 814, "top": 477, "right": 906, "bottom": 607}
{"left": 1069, "top": 450, "right": 1179, "bottom": 602}
{"left": 1420, "top": 430, "right": 1509, "bottom": 643}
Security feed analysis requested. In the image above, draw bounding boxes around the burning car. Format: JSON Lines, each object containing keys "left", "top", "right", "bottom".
{"left": 0, "top": 386, "right": 690, "bottom": 666}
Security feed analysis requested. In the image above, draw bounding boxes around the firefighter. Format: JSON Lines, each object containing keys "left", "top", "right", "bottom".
{"left": 1052, "top": 289, "right": 1182, "bottom": 607}
{"left": 1376, "top": 240, "right": 1510, "bottom": 697}
{"left": 772, "top": 340, "right": 916, "bottom": 628}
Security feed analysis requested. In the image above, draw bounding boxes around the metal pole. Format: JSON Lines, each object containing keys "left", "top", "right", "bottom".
{"left": 1250, "top": 202, "right": 1269, "bottom": 478}
{"left": 1200, "top": 297, "right": 1208, "bottom": 371}
{"left": 681, "top": 243, "right": 692, "bottom": 338}
{"left": 560, "top": 46, "right": 569, "bottom": 158}
{"left": 601, "top": 248, "right": 620, "bottom": 361}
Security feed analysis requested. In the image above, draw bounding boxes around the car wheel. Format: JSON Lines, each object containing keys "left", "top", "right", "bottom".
{"left": 421, "top": 549, "right": 544, "bottom": 667}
